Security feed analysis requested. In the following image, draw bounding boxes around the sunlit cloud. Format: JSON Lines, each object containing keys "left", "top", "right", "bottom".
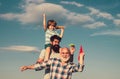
{"left": 65, "top": 12, "right": 94, "bottom": 25}
{"left": 0, "top": 0, "right": 119, "bottom": 29}
{"left": 83, "top": 22, "right": 106, "bottom": 29}
{"left": 113, "top": 19, "right": 120, "bottom": 26}
{"left": 0, "top": 13, "right": 20, "bottom": 20}
{"left": 25, "top": 0, "right": 45, "bottom": 4}
{"left": 60, "top": 1, "right": 84, "bottom": 7}
{"left": 88, "top": 7, "right": 113, "bottom": 20}
{"left": 0, "top": 45, "right": 40, "bottom": 53}
{"left": 117, "top": 14, "right": 120, "bottom": 17}
{"left": 90, "top": 30, "right": 120, "bottom": 36}
{"left": 0, "top": 2, "right": 93, "bottom": 26}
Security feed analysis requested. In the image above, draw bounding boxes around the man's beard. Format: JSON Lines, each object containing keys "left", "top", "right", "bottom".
{"left": 52, "top": 45, "right": 60, "bottom": 53}
{"left": 60, "top": 56, "right": 70, "bottom": 62}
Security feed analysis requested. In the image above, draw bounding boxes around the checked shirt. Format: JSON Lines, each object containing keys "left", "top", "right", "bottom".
{"left": 34, "top": 58, "right": 83, "bottom": 79}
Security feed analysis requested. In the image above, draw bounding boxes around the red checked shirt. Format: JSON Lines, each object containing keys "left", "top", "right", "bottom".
{"left": 34, "top": 58, "right": 83, "bottom": 79}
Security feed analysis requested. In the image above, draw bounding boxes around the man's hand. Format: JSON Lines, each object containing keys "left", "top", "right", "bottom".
{"left": 20, "top": 66, "right": 28, "bottom": 72}
{"left": 69, "top": 46, "right": 76, "bottom": 55}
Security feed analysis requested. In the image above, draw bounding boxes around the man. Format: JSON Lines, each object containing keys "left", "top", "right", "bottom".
{"left": 36, "top": 35, "right": 62, "bottom": 64}
{"left": 36, "top": 35, "right": 75, "bottom": 79}
{"left": 20, "top": 47, "right": 85, "bottom": 79}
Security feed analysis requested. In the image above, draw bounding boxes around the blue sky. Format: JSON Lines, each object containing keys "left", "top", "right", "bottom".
{"left": 0, "top": 0, "right": 120, "bottom": 79}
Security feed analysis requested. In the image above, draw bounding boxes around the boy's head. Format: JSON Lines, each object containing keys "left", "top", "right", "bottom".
{"left": 47, "top": 20, "right": 57, "bottom": 29}
{"left": 60, "top": 47, "right": 71, "bottom": 62}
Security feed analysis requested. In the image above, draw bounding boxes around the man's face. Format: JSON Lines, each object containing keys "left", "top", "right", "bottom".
{"left": 51, "top": 39, "right": 60, "bottom": 53}
{"left": 60, "top": 48, "right": 70, "bottom": 62}
{"left": 51, "top": 39, "right": 60, "bottom": 46}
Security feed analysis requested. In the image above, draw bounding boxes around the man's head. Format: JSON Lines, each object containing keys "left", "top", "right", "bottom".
{"left": 50, "top": 35, "right": 61, "bottom": 53}
{"left": 60, "top": 47, "right": 71, "bottom": 62}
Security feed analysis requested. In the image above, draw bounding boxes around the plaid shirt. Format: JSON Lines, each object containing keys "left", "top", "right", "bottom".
{"left": 34, "top": 58, "right": 83, "bottom": 79}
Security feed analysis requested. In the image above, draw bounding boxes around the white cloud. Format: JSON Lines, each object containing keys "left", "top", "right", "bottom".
{"left": 113, "top": 19, "right": 120, "bottom": 26}
{"left": 83, "top": 22, "right": 106, "bottom": 29}
{"left": 60, "top": 1, "right": 84, "bottom": 7}
{"left": 0, "top": 2, "right": 93, "bottom": 25}
{"left": 0, "top": 45, "right": 40, "bottom": 53}
{"left": 25, "top": 0, "right": 45, "bottom": 4}
{"left": 0, "top": 0, "right": 118, "bottom": 29}
{"left": 117, "top": 14, "right": 120, "bottom": 17}
{"left": 0, "top": 3, "right": 67, "bottom": 24}
{"left": 65, "top": 12, "right": 94, "bottom": 25}
{"left": 97, "top": 12, "right": 113, "bottom": 20}
{"left": 90, "top": 30, "right": 120, "bottom": 36}
{"left": 88, "top": 7, "right": 113, "bottom": 20}
{"left": 0, "top": 13, "right": 20, "bottom": 20}
{"left": 88, "top": 7, "right": 99, "bottom": 15}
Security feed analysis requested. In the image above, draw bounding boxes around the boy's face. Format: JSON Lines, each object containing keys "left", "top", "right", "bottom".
{"left": 60, "top": 48, "right": 70, "bottom": 62}
{"left": 49, "top": 25, "right": 55, "bottom": 30}
{"left": 49, "top": 22, "right": 56, "bottom": 30}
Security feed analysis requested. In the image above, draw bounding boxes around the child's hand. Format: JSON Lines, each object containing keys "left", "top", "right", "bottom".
{"left": 20, "top": 66, "right": 28, "bottom": 72}
{"left": 43, "top": 13, "right": 46, "bottom": 17}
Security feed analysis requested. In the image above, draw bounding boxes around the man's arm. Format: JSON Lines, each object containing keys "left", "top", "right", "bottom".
{"left": 72, "top": 52, "right": 85, "bottom": 72}
{"left": 69, "top": 45, "right": 76, "bottom": 62}
{"left": 20, "top": 64, "right": 36, "bottom": 71}
{"left": 20, "top": 59, "right": 52, "bottom": 72}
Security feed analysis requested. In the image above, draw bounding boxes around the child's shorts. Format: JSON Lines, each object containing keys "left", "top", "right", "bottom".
{"left": 45, "top": 43, "right": 51, "bottom": 49}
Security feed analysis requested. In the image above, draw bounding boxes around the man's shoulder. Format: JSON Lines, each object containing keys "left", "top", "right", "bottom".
{"left": 50, "top": 52, "right": 60, "bottom": 58}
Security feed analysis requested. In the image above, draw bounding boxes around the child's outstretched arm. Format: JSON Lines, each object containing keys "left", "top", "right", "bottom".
{"left": 43, "top": 13, "right": 47, "bottom": 31}
{"left": 56, "top": 26, "right": 65, "bottom": 38}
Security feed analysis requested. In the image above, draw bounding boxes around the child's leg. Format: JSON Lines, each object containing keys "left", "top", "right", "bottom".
{"left": 44, "top": 46, "right": 51, "bottom": 61}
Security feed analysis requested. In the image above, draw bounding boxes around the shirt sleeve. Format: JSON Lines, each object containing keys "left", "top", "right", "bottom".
{"left": 34, "top": 58, "right": 53, "bottom": 71}
{"left": 39, "top": 49, "right": 45, "bottom": 59}
{"left": 69, "top": 54, "right": 74, "bottom": 62}
{"left": 72, "top": 63, "right": 84, "bottom": 72}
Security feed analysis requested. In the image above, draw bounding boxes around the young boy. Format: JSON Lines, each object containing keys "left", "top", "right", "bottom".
{"left": 20, "top": 47, "right": 85, "bottom": 79}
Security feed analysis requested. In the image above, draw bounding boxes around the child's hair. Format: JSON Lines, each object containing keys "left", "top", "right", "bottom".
{"left": 47, "top": 20, "right": 57, "bottom": 28}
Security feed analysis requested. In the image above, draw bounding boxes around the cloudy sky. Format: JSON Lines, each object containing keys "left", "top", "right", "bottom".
{"left": 0, "top": 0, "right": 120, "bottom": 79}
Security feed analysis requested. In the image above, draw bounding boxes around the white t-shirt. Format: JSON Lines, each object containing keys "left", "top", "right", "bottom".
{"left": 45, "top": 29, "right": 59, "bottom": 44}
